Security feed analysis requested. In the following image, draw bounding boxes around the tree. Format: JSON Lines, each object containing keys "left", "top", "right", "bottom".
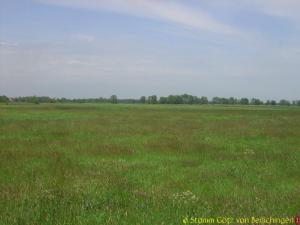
{"left": 292, "top": 100, "right": 300, "bottom": 106}
{"left": 0, "top": 95, "right": 9, "bottom": 103}
{"left": 31, "top": 96, "right": 40, "bottom": 104}
{"left": 279, "top": 99, "right": 291, "bottom": 106}
{"left": 148, "top": 95, "right": 157, "bottom": 104}
{"left": 228, "top": 97, "right": 238, "bottom": 105}
{"left": 173, "top": 95, "right": 183, "bottom": 104}
{"left": 152, "top": 95, "right": 157, "bottom": 104}
{"left": 167, "top": 95, "right": 175, "bottom": 104}
{"left": 140, "top": 96, "right": 146, "bottom": 104}
{"left": 240, "top": 98, "right": 249, "bottom": 105}
{"left": 250, "top": 98, "right": 262, "bottom": 105}
{"left": 270, "top": 100, "right": 277, "bottom": 105}
{"left": 220, "top": 98, "right": 229, "bottom": 104}
{"left": 182, "top": 94, "right": 195, "bottom": 104}
{"left": 110, "top": 95, "right": 118, "bottom": 104}
{"left": 212, "top": 97, "right": 221, "bottom": 104}
{"left": 265, "top": 100, "right": 277, "bottom": 105}
{"left": 159, "top": 97, "right": 168, "bottom": 104}
{"left": 199, "top": 96, "right": 208, "bottom": 104}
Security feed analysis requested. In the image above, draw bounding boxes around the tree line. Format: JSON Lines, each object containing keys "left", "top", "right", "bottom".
{"left": 0, "top": 94, "right": 299, "bottom": 106}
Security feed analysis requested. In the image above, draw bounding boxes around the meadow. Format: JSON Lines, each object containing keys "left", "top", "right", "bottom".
{"left": 0, "top": 103, "right": 299, "bottom": 225}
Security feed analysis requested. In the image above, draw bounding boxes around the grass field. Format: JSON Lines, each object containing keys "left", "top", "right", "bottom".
{"left": 0, "top": 104, "right": 299, "bottom": 225}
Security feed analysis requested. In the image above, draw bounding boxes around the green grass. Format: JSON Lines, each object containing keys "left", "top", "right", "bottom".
{"left": 0, "top": 103, "right": 299, "bottom": 225}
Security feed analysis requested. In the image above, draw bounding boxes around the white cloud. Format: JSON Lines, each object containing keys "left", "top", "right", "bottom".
{"left": 0, "top": 41, "right": 18, "bottom": 47}
{"left": 36, "top": 0, "right": 239, "bottom": 35}
{"left": 71, "top": 34, "right": 96, "bottom": 42}
{"left": 243, "top": 0, "right": 300, "bottom": 22}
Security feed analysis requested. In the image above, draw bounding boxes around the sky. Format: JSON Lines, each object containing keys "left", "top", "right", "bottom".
{"left": 0, "top": 0, "right": 300, "bottom": 100}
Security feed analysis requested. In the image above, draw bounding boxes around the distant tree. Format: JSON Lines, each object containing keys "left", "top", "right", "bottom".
{"left": 182, "top": 94, "right": 188, "bottom": 104}
{"left": 0, "top": 95, "right": 9, "bottom": 103}
{"left": 240, "top": 98, "right": 249, "bottom": 105}
{"left": 220, "top": 98, "right": 229, "bottom": 104}
{"left": 279, "top": 99, "right": 291, "bottom": 106}
{"left": 174, "top": 95, "right": 184, "bottom": 104}
{"left": 31, "top": 96, "right": 40, "bottom": 104}
{"left": 119, "top": 98, "right": 138, "bottom": 104}
{"left": 271, "top": 100, "right": 277, "bottom": 105}
{"left": 140, "top": 96, "right": 146, "bottom": 104}
{"left": 6, "top": 94, "right": 297, "bottom": 106}
{"left": 152, "top": 95, "right": 158, "bottom": 104}
{"left": 212, "top": 97, "right": 221, "bottom": 104}
{"left": 292, "top": 100, "right": 300, "bottom": 106}
{"left": 60, "top": 98, "right": 69, "bottom": 103}
{"left": 98, "top": 97, "right": 108, "bottom": 103}
{"left": 148, "top": 95, "right": 157, "bottom": 104}
{"left": 181, "top": 94, "right": 193, "bottom": 104}
{"left": 228, "top": 97, "right": 237, "bottom": 105}
{"left": 212, "top": 97, "right": 231, "bottom": 104}
{"left": 34, "top": 96, "right": 53, "bottom": 103}
{"left": 167, "top": 95, "right": 175, "bottom": 104}
{"left": 188, "top": 95, "right": 198, "bottom": 104}
{"left": 250, "top": 98, "right": 263, "bottom": 105}
{"left": 199, "top": 96, "right": 208, "bottom": 104}
{"left": 159, "top": 97, "right": 168, "bottom": 104}
{"left": 110, "top": 95, "right": 118, "bottom": 104}
{"left": 265, "top": 100, "right": 277, "bottom": 105}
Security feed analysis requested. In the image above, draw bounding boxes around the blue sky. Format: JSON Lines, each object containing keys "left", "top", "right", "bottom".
{"left": 1, "top": 0, "right": 300, "bottom": 100}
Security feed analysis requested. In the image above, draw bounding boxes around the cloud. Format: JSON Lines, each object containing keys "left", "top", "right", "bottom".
{"left": 0, "top": 41, "right": 18, "bottom": 47}
{"left": 71, "top": 34, "right": 96, "bottom": 42}
{"left": 36, "top": 0, "right": 239, "bottom": 35}
{"left": 243, "top": 0, "right": 300, "bottom": 22}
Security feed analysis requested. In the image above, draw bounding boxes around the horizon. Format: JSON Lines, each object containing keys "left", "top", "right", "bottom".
{"left": 1, "top": 0, "right": 300, "bottom": 100}
{"left": 3, "top": 94, "right": 299, "bottom": 103}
